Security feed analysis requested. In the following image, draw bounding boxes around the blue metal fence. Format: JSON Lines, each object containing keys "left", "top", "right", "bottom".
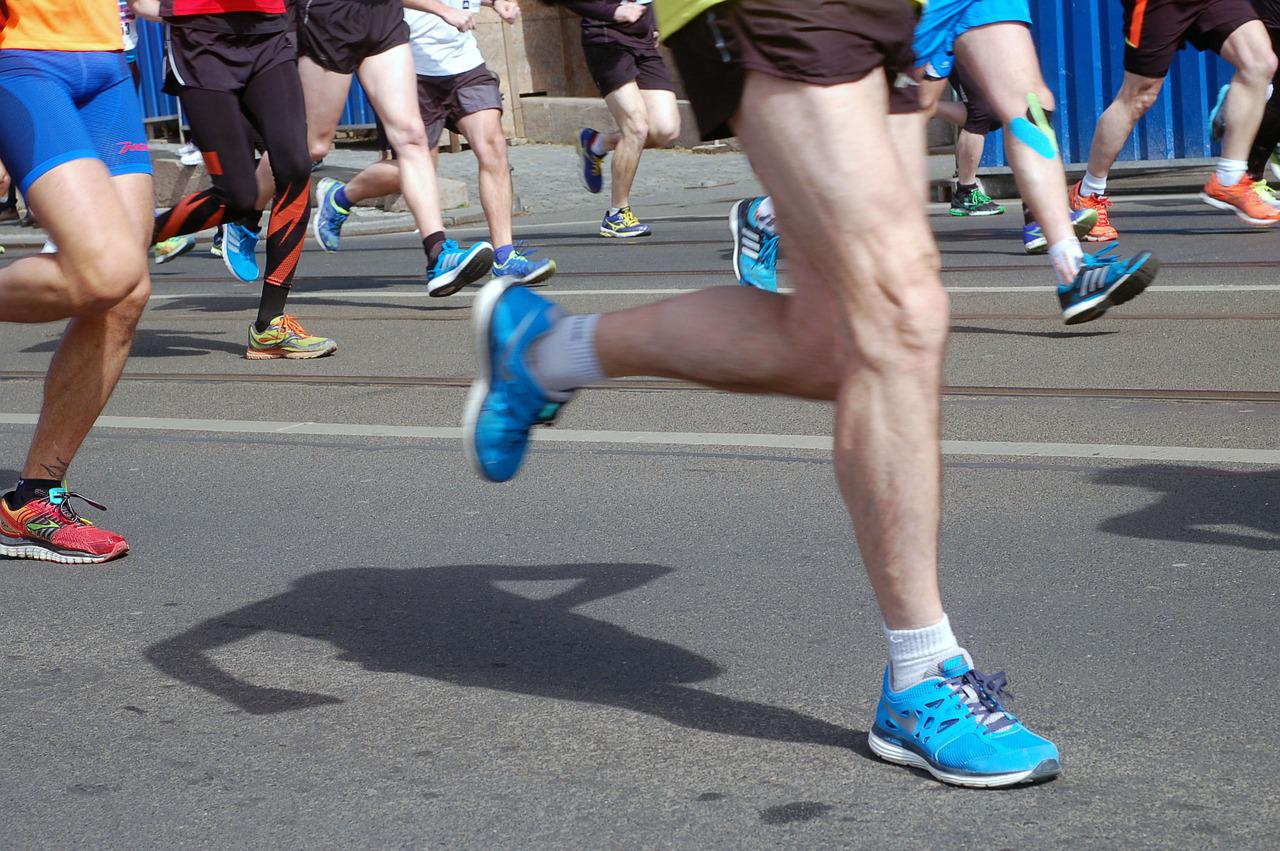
{"left": 980, "top": 0, "right": 1234, "bottom": 166}
{"left": 134, "top": 19, "right": 378, "bottom": 129}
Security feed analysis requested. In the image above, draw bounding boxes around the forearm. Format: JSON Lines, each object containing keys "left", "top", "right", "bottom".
{"left": 128, "top": 0, "right": 162, "bottom": 23}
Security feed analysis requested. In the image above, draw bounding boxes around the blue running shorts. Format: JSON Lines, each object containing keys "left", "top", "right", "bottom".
{"left": 913, "top": 0, "right": 1033, "bottom": 80}
{"left": 0, "top": 49, "right": 151, "bottom": 195}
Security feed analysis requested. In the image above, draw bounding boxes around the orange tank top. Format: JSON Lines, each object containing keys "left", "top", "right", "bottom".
{"left": 1, "top": 0, "right": 124, "bottom": 51}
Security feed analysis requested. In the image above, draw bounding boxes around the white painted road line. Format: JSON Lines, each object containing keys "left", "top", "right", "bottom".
{"left": 148, "top": 284, "right": 1280, "bottom": 302}
{"left": 1, "top": 413, "right": 1277, "bottom": 465}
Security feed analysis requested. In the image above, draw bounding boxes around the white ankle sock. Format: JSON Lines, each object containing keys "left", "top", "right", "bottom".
{"left": 588, "top": 132, "right": 607, "bottom": 156}
{"left": 1081, "top": 171, "right": 1108, "bottom": 197}
{"left": 883, "top": 614, "right": 965, "bottom": 691}
{"left": 1047, "top": 237, "right": 1084, "bottom": 286}
{"left": 1216, "top": 158, "right": 1247, "bottom": 187}
{"left": 527, "top": 314, "right": 604, "bottom": 398}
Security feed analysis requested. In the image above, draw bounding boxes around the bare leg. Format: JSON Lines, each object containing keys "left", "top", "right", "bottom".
{"left": 254, "top": 56, "right": 353, "bottom": 202}
{"left": 889, "top": 110, "right": 930, "bottom": 203}
{"left": 343, "top": 159, "right": 403, "bottom": 204}
{"left": 457, "top": 109, "right": 513, "bottom": 247}
{"left": 602, "top": 83, "right": 650, "bottom": 209}
{"left": 1218, "top": 21, "right": 1280, "bottom": 162}
{"left": 0, "top": 159, "right": 144, "bottom": 322}
{"left": 955, "top": 130, "right": 985, "bottom": 185}
{"left": 1085, "top": 72, "right": 1163, "bottom": 178}
{"left": 357, "top": 45, "right": 445, "bottom": 237}
{"left": 953, "top": 23, "right": 1073, "bottom": 245}
{"left": 22, "top": 172, "right": 152, "bottom": 480}
{"left": 596, "top": 71, "right": 947, "bottom": 628}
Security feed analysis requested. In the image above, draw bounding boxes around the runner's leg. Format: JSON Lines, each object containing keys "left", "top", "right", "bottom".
{"left": 457, "top": 109, "right": 512, "bottom": 247}
{"left": 1217, "top": 20, "right": 1279, "bottom": 163}
{"left": 1247, "top": 24, "right": 1280, "bottom": 178}
{"left": 1084, "top": 71, "right": 1163, "bottom": 179}
{"left": 603, "top": 82, "right": 649, "bottom": 210}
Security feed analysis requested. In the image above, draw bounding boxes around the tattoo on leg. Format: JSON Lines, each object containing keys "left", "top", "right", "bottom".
{"left": 39, "top": 457, "right": 70, "bottom": 480}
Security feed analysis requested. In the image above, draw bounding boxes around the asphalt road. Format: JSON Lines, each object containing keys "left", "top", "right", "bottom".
{"left": 1, "top": 190, "right": 1278, "bottom": 849}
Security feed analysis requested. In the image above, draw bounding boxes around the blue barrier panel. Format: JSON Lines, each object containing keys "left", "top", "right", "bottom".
{"left": 978, "top": 0, "right": 1234, "bottom": 166}
{"left": 134, "top": 20, "right": 378, "bottom": 130}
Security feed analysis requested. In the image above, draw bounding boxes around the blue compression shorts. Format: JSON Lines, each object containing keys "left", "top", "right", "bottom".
{"left": 0, "top": 49, "right": 151, "bottom": 195}
{"left": 913, "top": 0, "right": 1033, "bottom": 80}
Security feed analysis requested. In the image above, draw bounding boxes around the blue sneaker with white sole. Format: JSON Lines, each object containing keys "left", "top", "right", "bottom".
{"left": 576, "top": 127, "right": 605, "bottom": 194}
{"left": 1023, "top": 207, "right": 1098, "bottom": 254}
{"left": 464, "top": 278, "right": 571, "bottom": 483}
{"left": 600, "top": 206, "right": 650, "bottom": 238}
{"left": 313, "top": 176, "right": 350, "bottom": 253}
{"left": 869, "top": 654, "right": 1061, "bottom": 788}
{"left": 222, "top": 222, "right": 260, "bottom": 282}
{"left": 1058, "top": 244, "right": 1158, "bottom": 324}
{"left": 427, "top": 239, "right": 494, "bottom": 297}
{"left": 730, "top": 197, "right": 779, "bottom": 291}
{"left": 492, "top": 244, "right": 557, "bottom": 287}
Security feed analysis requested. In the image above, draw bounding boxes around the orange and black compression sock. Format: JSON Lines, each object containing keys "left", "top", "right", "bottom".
{"left": 152, "top": 190, "right": 231, "bottom": 244}
{"left": 253, "top": 179, "right": 310, "bottom": 330}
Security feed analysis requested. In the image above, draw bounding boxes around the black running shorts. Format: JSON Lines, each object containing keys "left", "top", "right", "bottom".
{"left": 581, "top": 41, "right": 676, "bottom": 97}
{"left": 164, "top": 26, "right": 296, "bottom": 94}
{"left": 665, "top": 0, "right": 920, "bottom": 142}
{"left": 1122, "top": 0, "right": 1259, "bottom": 78}
{"left": 298, "top": 0, "right": 410, "bottom": 75}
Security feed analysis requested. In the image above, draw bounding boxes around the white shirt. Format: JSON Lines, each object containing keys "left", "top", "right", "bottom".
{"left": 406, "top": 3, "right": 486, "bottom": 78}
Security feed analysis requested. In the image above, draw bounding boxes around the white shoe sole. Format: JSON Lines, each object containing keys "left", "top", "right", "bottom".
{"left": 462, "top": 276, "right": 519, "bottom": 480}
{"left": 729, "top": 199, "right": 745, "bottom": 283}
{"left": 0, "top": 540, "right": 126, "bottom": 565}
{"left": 1199, "top": 192, "right": 1280, "bottom": 226}
{"left": 429, "top": 243, "right": 495, "bottom": 297}
{"left": 868, "top": 731, "right": 1059, "bottom": 788}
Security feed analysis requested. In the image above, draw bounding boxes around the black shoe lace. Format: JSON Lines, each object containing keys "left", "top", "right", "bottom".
{"left": 47, "top": 489, "right": 107, "bottom": 525}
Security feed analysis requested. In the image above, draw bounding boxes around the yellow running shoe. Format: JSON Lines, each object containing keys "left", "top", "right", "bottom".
{"left": 1253, "top": 179, "right": 1280, "bottom": 211}
{"left": 154, "top": 235, "right": 196, "bottom": 264}
{"left": 246, "top": 314, "right": 337, "bottom": 360}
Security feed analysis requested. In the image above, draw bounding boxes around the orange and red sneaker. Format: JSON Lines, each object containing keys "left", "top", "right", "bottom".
{"left": 0, "top": 486, "right": 128, "bottom": 565}
{"left": 1068, "top": 180, "right": 1119, "bottom": 242}
{"left": 1200, "top": 173, "right": 1280, "bottom": 225}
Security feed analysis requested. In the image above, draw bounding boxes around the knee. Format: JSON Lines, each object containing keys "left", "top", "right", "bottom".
{"left": 271, "top": 152, "right": 313, "bottom": 188}
{"left": 308, "top": 138, "right": 333, "bottom": 163}
{"left": 620, "top": 111, "right": 649, "bottom": 143}
{"left": 384, "top": 119, "right": 429, "bottom": 153}
{"left": 847, "top": 279, "right": 950, "bottom": 376}
{"left": 64, "top": 245, "right": 146, "bottom": 314}
{"left": 1241, "top": 48, "right": 1279, "bottom": 85}
{"left": 472, "top": 129, "right": 509, "bottom": 167}
{"left": 1118, "top": 79, "right": 1162, "bottom": 118}
{"left": 647, "top": 116, "right": 680, "bottom": 147}
{"left": 219, "top": 179, "right": 260, "bottom": 215}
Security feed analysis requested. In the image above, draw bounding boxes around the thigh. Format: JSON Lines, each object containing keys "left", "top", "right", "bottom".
{"left": 953, "top": 22, "right": 1047, "bottom": 118}
{"left": 1123, "top": 0, "right": 1194, "bottom": 78}
{"left": 241, "top": 61, "right": 311, "bottom": 174}
{"left": 79, "top": 55, "right": 152, "bottom": 181}
{"left": 913, "top": 0, "right": 979, "bottom": 75}
{"left": 179, "top": 87, "right": 258, "bottom": 189}
{"left": 1214, "top": 17, "right": 1272, "bottom": 70}
{"left": 1190, "top": 0, "right": 1260, "bottom": 54}
{"left": 634, "top": 50, "right": 675, "bottom": 93}
{"left": 639, "top": 88, "right": 679, "bottom": 131}
{"left": 357, "top": 44, "right": 427, "bottom": 139}
{"left": 298, "top": 55, "right": 353, "bottom": 149}
{"left": 603, "top": 81, "right": 647, "bottom": 127}
{"left": 455, "top": 107, "right": 504, "bottom": 155}
{"left": 0, "top": 52, "right": 97, "bottom": 195}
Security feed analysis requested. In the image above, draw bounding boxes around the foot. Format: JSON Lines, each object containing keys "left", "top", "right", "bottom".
{"left": 869, "top": 655, "right": 1060, "bottom": 788}
{"left": 1252, "top": 179, "right": 1280, "bottom": 211}
{"left": 600, "top": 206, "right": 650, "bottom": 238}
{"left": 464, "top": 278, "right": 571, "bottom": 483}
{"left": 576, "top": 128, "right": 605, "bottom": 194}
{"left": 176, "top": 141, "right": 203, "bottom": 167}
{"left": 222, "top": 222, "right": 261, "bottom": 282}
{"left": 1200, "top": 173, "right": 1280, "bottom": 225}
{"left": 154, "top": 235, "right": 196, "bottom": 264}
{"left": 428, "top": 240, "right": 495, "bottom": 297}
{"left": 313, "top": 177, "right": 350, "bottom": 252}
{"left": 1021, "top": 208, "right": 1098, "bottom": 255}
{"left": 0, "top": 486, "right": 129, "bottom": 565}
{"left": 246, "top": 314, "right": 338, "bottom": 360}
{"left": 492, "top": 244, "right": 557, "bottom": 287}
{"left": 210, "top": 225, "right": 224, "bottom": 257}
{"left": 949, "top": 184, "right": 1005, "bottom": 217}
{"left": 1208, "top": 83, "right": 1230, "bottom": 140}
{"left": 729, "top": 197, "right": 779, "bottom": 291}
{"left": 1058, "top": 244, "right": 1158, "bottom": 325}
{"left": 1068, "top": 180, "right": 1118, "bottom": 242}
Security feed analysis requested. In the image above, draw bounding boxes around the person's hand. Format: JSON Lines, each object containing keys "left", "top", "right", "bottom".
{"left": 613, "top": 2, "right": 645, "bottom": 24}
{"left": 442, "top": 6, "right": 476, "bottom": 31}
{"left": 493, "top": 0, "right": 520, "bottom": 23}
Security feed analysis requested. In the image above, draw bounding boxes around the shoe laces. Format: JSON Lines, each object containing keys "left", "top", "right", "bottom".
{"left": 1082, "top": 191, "right": 1112, "bottom": 225}
{"left": 43, "top": 487, "right": 107, "bottom": 527}
{"left": 277, "top": 314, "right": 310, "bottom": 338}
{"left": 1081, "top": 243, "right": 1119, "bottom": 269}
{"left": 756, "top": 229, "right": 780, "bottom": 270}
{"left": 1253, "top": 180, "right": 1276, "bottom": 202}
{"left": 620, "top": 208, "right": 641, "bottom": 227}
{"left": 944, "top": 666, "right": 1015, "bottom": 733}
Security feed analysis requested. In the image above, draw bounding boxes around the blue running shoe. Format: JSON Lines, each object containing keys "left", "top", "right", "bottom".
{"left": 222, "top": 222, "right": 260, "bottom": 283}
{"left": 869, "top": 655, "right": 1061, "bottom": 788}
{"left": 1209, "top": 83, "right": 1230, "bottom": 141}
{"left": 492, "top": 244, "right": 557, "bottom": 287}
{"left": 729, "top": 197, "right": 779, "bottom": 291}
{"left": 1023, "top": 207, "right": 1099, "bottom": 254}
{"left": 1059, "top": 244, "right": 1157, "bottom": 324}
{"left": 576, "top": 128, "right": 605, "bottom": 194}
{"left": 600, "top": 206, "right": 650, "bottom": 238}
{"left": 428, "top": 239, "right": 494, "bottom": 297}
{"left": 464, "top": 278, "right": 571, "bottom": 482}
{"left": 313, "top": 176, "right": 350, "bottom": 253}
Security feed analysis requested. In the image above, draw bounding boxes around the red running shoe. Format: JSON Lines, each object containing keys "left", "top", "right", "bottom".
{"left": 0, "top": 485, "right": 128, "bottom": 564}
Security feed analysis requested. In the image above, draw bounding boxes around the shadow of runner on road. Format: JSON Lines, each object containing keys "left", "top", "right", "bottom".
{"left": 146, "top": 563, "right": 866, "bottom": 752}
{"left": 1094, "top": 464, "right": 1280, "bottom": 551}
